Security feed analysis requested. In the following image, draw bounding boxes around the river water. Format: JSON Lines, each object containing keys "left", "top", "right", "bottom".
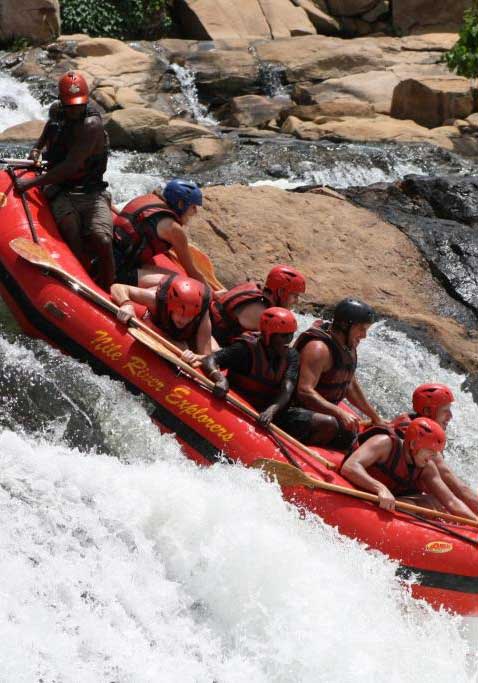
{"left": 1, "top": 74, "right": 478, "bottom": 682}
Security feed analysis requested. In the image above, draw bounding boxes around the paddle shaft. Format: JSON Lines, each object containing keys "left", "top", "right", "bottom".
{"left": 405, "top": 511, "right": 478, "bottom": 547}
{"left": 8, "top": 168, "right": 40, "bottom": 244}
{"left": 1, "top": 158, "right": 46, "bottom": 168}
{"left": 293, "top": 465, "right": 478, "bottom": 527}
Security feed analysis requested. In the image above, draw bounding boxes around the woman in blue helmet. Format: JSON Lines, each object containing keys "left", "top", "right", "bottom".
{"left": 112, "top": 178, "right": 207, "bottom": 287}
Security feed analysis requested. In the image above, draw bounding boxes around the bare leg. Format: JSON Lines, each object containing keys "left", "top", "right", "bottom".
{"left": 89, "top": 233, "right": 115, "bottom": 290}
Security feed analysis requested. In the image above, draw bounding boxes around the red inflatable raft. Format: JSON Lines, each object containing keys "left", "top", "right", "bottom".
{"left": 1, "top": 168, "right": 478, "bottom": 617}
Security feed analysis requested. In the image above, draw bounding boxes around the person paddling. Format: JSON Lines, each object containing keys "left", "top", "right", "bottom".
{"left": 113, "top": 179, "right": 207, "bottom": 288}
{"left": 17, "top": 71, "right": 115, "bottom": 289}
{"left": 111, "top": 274, "right": 215, "bottom": 364}
{"left": 210, "top": 265, "right": 306, "bottom": 347}
{"left": 391, "top": 383, "right": 478, "bottom": 515}
{"left": 203, "top": 307, "right": 307, "bottom": 430}
{"left": 341, "top": 417, "right": 477, "bottom": 519}
{"left": 293, "top": 298, "right": 384, "bottom": 452}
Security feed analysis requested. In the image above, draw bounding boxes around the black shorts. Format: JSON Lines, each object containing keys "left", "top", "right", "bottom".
{"left": 274, "top": 407, "right": 316, "bottom": 443}
{"left": 113, "top": 244, "right": 138, "bottom": 286}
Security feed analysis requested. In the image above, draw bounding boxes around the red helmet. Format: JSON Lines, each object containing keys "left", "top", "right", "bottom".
{"left": 412, "top": 383, "right": 455, "bottom": 419}
{"left": 260, "top": 307, "right": 297, "bottom": 345}
{"left": 167, "top": 276, "right": 205, "bottom": 318}
{"left": 58, "top": 71, "right": 89, "bottom": 105}
{"left": 265, "top": 265, "right": 306, "bottom": 306}
{"left": 405, "top": 417, "right": 446, "bottom": 456}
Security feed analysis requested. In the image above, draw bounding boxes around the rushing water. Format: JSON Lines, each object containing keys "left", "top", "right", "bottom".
{"left": 1, "top": 70, "right": 478, "bottom": 681}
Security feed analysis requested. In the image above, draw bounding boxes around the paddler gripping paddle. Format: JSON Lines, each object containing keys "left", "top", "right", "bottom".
{"left": 252, "top": 458, "right": 478, "bottom": 533}
{"left": 9, "top": 237, "right": 335, "bottom": 471}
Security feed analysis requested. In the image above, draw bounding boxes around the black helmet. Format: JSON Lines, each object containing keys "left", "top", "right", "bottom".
{"left": 333, "top": 298, "right": 376, "bottom": 330}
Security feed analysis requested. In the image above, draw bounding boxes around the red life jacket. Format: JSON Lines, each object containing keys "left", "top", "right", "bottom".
{"left": 210, "top": 282, "right": 272, "bottom": 346}
{"left": 151, "top": 273, "right": 211, "bottom": 345}
{"left": 390, "top": 412, "right": 415, "bottom": 439}
{"left": 228, "top": 332, "right": 289, "bottom": 411}
{"left": 113, "top": 194, "right": 180, "bottom": 267}
{"left": 45, "top": 100, "right": 109, "bottom": 191}
{"left": 294, "top": 321, "right": 357, "bottom": 405}
{"left": 355, "top": 425, "right": 423, "bottom": 496}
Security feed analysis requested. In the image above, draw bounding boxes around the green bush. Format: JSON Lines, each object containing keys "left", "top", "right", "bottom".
{"left": 60, "top": 0, "right": 171, "bottom": 40}
{"left": 444, "top": 1, "right": 478, "bottom": 82}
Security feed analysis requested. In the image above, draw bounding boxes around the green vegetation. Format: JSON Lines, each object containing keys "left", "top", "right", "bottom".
{"left": 0, "top": 35, "right": 31, "bottom": 51}
{"left": 60, "top": 0, "right": 172, "bottom": 40}
{"left": 444, "top": 1, "right": 478, "bottom": 83}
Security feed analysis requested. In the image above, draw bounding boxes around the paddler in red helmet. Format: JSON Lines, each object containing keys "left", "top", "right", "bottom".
{"left": 391, "top": 383, "right": 478, "bottom": 515}
{"left": 18, "top": 71, "right": 115, "bottom": 290}
{"left": 113, "top": 179, "right": 207, "bottom": 288}
{"left": 210, "top": 265, "right": 306, "bottom": 347}
{"left": 110, "top": 274, "right": 216, "bottom": 365}
{"left": 341, "top": 417, "right": 477, "bottom": 518}
{"left": 203, "top": 307, "right": 316, "bottom": 432}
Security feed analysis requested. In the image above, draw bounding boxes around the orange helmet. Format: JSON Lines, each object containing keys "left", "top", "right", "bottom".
{"left": 265, "top": 265, "right": 306, "bottom": 306}
{"left": 167, "top": 276, "right": 205, "bottom": 318}
{"left": 260, "top": 307, "right": 297, "bottom": 345}
{"left": 58, "top": 71, "right": 89, "bottom": 105}
{"left": 405, "top": 417, "right": 446, "bottom": 456}
{"left": 412, "top": 383, "right": 454, "bottom": 419}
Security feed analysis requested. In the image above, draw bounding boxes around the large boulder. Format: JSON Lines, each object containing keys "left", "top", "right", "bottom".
{"left": 190, "top": 185, "right": 478, "bottom": 370}
{"left": 0, "top": 119, "right": 44, "bottom": 141}
{"left": 174, "top": 0, "right": 315, "bottom": 40}
{"left": 0, "top": 0, "right": 60, "bottom": 45}
{"left": 391, "top": 76, "right": 474, "bottom": 128}
{"left": 184, "top": 48, "right": 260, "bottom": 97}
{"left": 104, "top": 108, "right": 169, "bottom": 150}
{"left": 154, "top": 119, "right": 217, "bottom": 147}
{"left": 255, "top": 35, "right": 391, "bottom": 82}
{"left": 393, "top": 0, "right": 472, "bottom": 34}
{"left": 293, "top": 0, "right": 341, "bottom": 35}
{"left": 222, "top": 94, "right": 291, "bottom": 127}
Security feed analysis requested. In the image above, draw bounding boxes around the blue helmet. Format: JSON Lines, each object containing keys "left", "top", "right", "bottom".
{"left": 163, "top": 179, "right": 202, "bottom": 216}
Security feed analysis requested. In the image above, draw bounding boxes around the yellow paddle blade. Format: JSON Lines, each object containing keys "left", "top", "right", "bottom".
{"left": 170, "top": 245, "right": 224, "bottom": 291}
{"left": 10, "top": 237, "right": 59, "bottom": 269}
{"left": 251, "top": 458, "right": 321, "bottom": 489}
{"left": 128, "top": 327, "right": 180, "bottom": 363}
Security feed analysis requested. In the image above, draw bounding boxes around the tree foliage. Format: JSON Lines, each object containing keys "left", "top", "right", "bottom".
{"left": 60, "top": 0, "right": 172, "bottom": 40}
{"left": 444, "top": 1, "right": 478, "bottom": 81}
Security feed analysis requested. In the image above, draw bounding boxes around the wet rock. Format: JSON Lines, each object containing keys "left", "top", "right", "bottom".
{"left": 221, "top": 94, "right": 291, "bottom": 127}
{"left": 183, "top": 48, "right": 260, "bottom": 98}
{"left": 344, "top": 176, "right": 478, "bottom": 320}
{"left": 189, "top": 137, "right": 234, "bottom": 160}
{"left": 0, "top": 0, "right": 60, "bottom": 45}
{"left": 393, "top": 0, "right": 472, "bottom": 34}
{"left": 391, "top": 76, "right": 474, "bottom": 128}
{"left": 154, "top": 119, "right": 217, "bottom": 147}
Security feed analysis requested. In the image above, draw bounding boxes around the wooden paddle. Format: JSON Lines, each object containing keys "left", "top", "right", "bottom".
{"left": 127, "top": 327, "right": 335, "bottom": 469}
{"left": 252, "top": 458, "right": 478, "bottom": 529}
{"left": 170, "top": 244, "right": 224, "bottom": 292}
{"left": 9, "top": 237, "right": 335, "bottom": 469}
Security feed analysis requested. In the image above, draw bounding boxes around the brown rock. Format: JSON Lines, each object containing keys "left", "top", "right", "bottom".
{"left": 281, "top": 99, "right": 373, "bottom": 121}
{"left": 361, "top": 0, "right": 389, "bottom": 23}
{"left": 0, "top": 119, "right": 45, "bottom": 141}
{"left": 189, "top": 137, "right": 234, "bottom": 160}
{"left": 466, "top": 112, "right": 478, "bottom": 130}
{"left": 0, "top": 0, "right": 60, "bottom": 45}
{"left": 104, "top": 108, "right": 169, "bottom": 150}
{"left": 223, "top": 94, "right": 291, "bottom": 127}
{"left": 327, "top": 0, "right": 380, "bottom": 17}
{"left": 257, "top": 0, "right": 316, "bottom": 38}
{"left": 255, "top": 35, "right": 391, "bottom": 82}
{"left": 154, "top": 120, "right": 216, "bottom": 147}
{"left": 115, "top": 87, "right": 148, "bottom": 109}
{"left": 190, "top": 185, "right": 478, "bottom": 371}
{"left": 391, "top": 76, "right": 473, "bottom": 128}
{"left": 293, "top": 0, "right": 341, "bottom": 35}
{"left": 393, "top": 0, "right": 471, "bottom": 34}
{"left": 93, "top": 86, "right": 117, "bottom": 111}
{"left": 175, "top": 0, "right": 271, "bottom": 40}
{"left": 185, "top": 48, "right": 260, "bottom": 96}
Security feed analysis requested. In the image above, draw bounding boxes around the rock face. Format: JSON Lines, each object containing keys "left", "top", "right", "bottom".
{"left": 345, "top": 176, "right": 478, "bottom": 336}
{"left": 175, "top": 0, "right": 316, "bottom": 40}
{"left": 191, "top": 185, "right": 478, "bottom": 370}
{"left": 391, "top": 76, "right": 474, "bottom": 128}
{"left": 0, "top": 0, "right": 60, "bottom": 45}
{"left": 393, "top": 0, "right": 472, "bottom": 34}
